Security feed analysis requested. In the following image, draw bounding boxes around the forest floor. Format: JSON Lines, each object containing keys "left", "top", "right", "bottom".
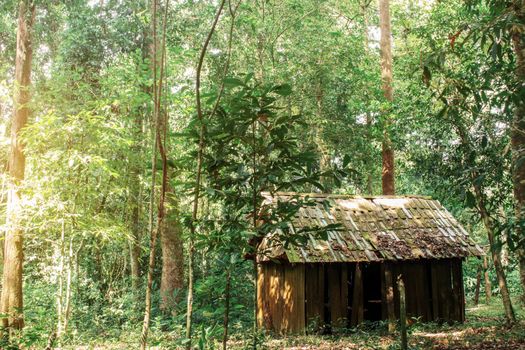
{"left": 68, "top": 298, "right": 525, "bottom": 349}
{"left": 228, "top": 298, "right": 525, "bottom": 350}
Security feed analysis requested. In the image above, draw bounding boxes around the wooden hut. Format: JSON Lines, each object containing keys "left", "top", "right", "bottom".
{"left": 255, "top": 192, "right": 483, "bottom": 334}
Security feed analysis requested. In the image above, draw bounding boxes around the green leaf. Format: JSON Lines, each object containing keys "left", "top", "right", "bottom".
{"left": 223, "top": 77, "right": 245, "bottom": 88}
{"left": 272, "top": 84, "right": 292, "bottom": 96}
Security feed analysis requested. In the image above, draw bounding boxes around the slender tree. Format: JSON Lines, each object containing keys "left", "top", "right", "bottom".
{"left": 186, "top": 1, "right": 226, "bottom": 348}
{"left": 141, "top": 0, "right": 169, "bottom": 348}
{"left": 1, "top": 0, "right": 35, "bottom": 333}
{"left": 159, "top": 187, "right": 184, "bottom": 313}
{"left": 379, "top": 0, "right": 395, "bottom": 195}
{"left": 454, "top": 121, "right": 515, "bottom": 323}
{"left": 510, "top": 0, "right": 525, "bottom": 303}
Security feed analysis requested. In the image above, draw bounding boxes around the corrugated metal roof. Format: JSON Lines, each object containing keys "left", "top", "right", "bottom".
{"left": 257, "top": 192, "right": 484, "bottom": 263}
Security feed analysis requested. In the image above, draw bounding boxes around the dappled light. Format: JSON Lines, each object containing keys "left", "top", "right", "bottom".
{"left": 0, "top": 0, "right": 524, "bottom": 348}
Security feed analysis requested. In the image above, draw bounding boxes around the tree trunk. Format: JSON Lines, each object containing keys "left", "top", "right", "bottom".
{"left": 379, "top": 0, "right": 395, "bottom": 195}
{"left": 1, "top": 1, "right": 35, "bottom": 332}
{"left": 129, "top": 160, "right": 142, "bottom": 290}
{"left": 141, "top": 0, "right": 168, "bottom": 347}
{"left": 483, "top": 255, "right": 492, "bottom": 303}
{"left": 510, "top": 0, "right": 525, "bottom": 304}
{"left": 222, "top": 266, "right": 231, "bottom": 350}
{"left": 474, "top": 184, "right": 516, "bottom": 323}
{"left": 315, "top": 81, "right": 332, "bottom": 193}
{"left": 454, "top": 119, "right": 514, "bottom": 322}
{"left": 361, "top": 0, "right": 375, "bottom": 195}
{"left": 474, "top": 264, "right": 481, "bottom": 306}
{"left": 56, "top": 221, "right": 66, "bottom": 342}
{"left": 186, "top": 2, "right": 227, "bottom": 348}
{"left": 159, "top": 191, "right": 184, "bottom": 314}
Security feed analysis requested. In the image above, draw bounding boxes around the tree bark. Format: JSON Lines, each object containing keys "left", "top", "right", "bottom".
{"left": 379, "top": 0, "right": 395, "bottom": 195}
{"left": 510, "top": 0, "right": 525, "bottom": 304}
{"left": 361, "top": 0, "right": 374, "bottom": 195}
{"left": 474, "top": 183, "right": 515, "bottom": 322}
{"left": 159, "top": 190, "right": 184, "bottom": 313}
{"left": 474, "top": 264, "right": 481, "bottom": 306}
{"left": 454, "top": 118, "right": 514, "bottom": 322}
{"left": 315, "top": 81, "right": 332, "bottom": 193}
{"left": 222, "top": 266, "right": 231, "bottom": 350}
{"left": 1, "top": 0, "right": 35, "bottom": 332}
{"left": 129, "top": 197, "right": 141, "bottom": 290}
{"left": 186, "top": 1, "right": 226, "bottom": 348}
{"left": 141, "top": 0, "right": 169, "bottom": 347}
{"left": 483, "top": 255, "right": 492, "bottom": 303}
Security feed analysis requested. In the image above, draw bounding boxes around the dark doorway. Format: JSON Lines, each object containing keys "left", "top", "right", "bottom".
{"left": 362, "top": 263, "right": 382, "bottom": 321}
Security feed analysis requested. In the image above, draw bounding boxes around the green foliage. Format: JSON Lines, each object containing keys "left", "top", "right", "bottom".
{"left": 1, "top": 0, "right": 524, "bottom": 348}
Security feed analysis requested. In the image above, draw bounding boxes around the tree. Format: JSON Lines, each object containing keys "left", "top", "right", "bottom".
{"left": 159, "top": 183, "right": 184, "bottom": 313}
{"left": 509, "top": 0, "right": 525, "bottom": 303}
{"left": 379, "top": 0, "right": 395, "bottom": 195}
{"left": 1, "top": 0, "right": 35, "bottom": 333}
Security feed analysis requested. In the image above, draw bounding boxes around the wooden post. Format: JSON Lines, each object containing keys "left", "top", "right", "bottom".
{"left": 398, "top": 276, "right": 407, "bottom": 350}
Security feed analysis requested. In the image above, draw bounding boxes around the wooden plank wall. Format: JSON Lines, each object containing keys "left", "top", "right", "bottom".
{"left": 451, "top": 259, "right": 465, "bottom": 322}
{"left": 305, "top": 264, "right": 325, "bottom": 329}
{"left": 389, "top": 259, "right": 464, "bottom": 323}
{"left": 282, "top": 264, "right": 306, "bottom": 333}
{"left": 430, "top": 259, "right": 454, "bottom": 321}
{"left": 328, "top": 264, "right": 349, "bottom": 327}
{"left": 257, "top": 263, "right": 305, "bottom": 334}
{"left": 259, "top": 258, "right": 465, "bottom": 334}
{"left": 384, "top": 259, "right": 465, "bottom": 324}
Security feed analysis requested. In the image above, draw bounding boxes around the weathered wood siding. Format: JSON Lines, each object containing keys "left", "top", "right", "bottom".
{"left": 258, "top": 258, "right": 465, "bottom": 334}
{"left": 257, "top": 263, "right": 305, "bottom": 334}
{"left": 305, "top": 264, "right": 325, "bottom": 328}
{"left": 391, "top": 258, "right": 464, "bottom": 323}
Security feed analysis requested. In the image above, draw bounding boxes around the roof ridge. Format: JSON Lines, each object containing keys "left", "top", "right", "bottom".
{"left": 261, "top": 191, "right": 432, "bottom": 200}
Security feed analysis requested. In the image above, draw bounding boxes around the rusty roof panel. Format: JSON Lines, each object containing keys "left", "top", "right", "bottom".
{"left": 257, "top": 192, "right": 484, "bottom": 263}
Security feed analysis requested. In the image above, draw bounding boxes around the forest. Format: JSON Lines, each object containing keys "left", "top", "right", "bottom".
{"left": 0, "top": 0, "right": 525, "bottom": 349}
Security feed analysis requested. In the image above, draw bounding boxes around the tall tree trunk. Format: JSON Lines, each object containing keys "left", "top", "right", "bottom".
{"left": 129, "top": 196, "right": 141, "bottom": 290}
{"left": 315, "top": 81, "right": 332, "bottom": 193}
{"left": 379, "top": 0, "right": 395, "bottom": 195}
{"left": 159, "top": 189, "right": 184, "bottom": 313}
{"left": 454, "top": 118, "right": 514, "bottom": 322}
{"left": 141, "top": 0, "right": 169, "bottom": 348}
{"left": 129, "top": 112, "right": 144, "bottom": 290}
{"left": 473, "top": 183, "right": 515, "bottom": 322}
{"left": 361, "top": 0, "right": 374, "bottom": 195}
{"left": 510, "top": 0, "right": 525, "bottom": 304}
{"left": 474, "top": 264, "right": 481, "bottom": 306}
{"left": 483, "top": 255, "right": 492, "bottom": 303}
{"left": 186, "top": 2, "right": 226, "bottom": 348}
{"left": 222, "top": 265, "right": 231, "bottom": 350}
{"left": 1, "top": 1, "right": 35, "bottom": 332}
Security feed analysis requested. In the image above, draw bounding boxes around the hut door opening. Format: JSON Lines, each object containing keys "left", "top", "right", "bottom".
{"left": 363, "top": 263, "right": 382, "bottom": 321}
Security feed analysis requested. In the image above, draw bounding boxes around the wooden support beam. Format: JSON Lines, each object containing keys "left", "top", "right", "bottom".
{"left": 256, "top": 264, "right": 264, "bottom": 328}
